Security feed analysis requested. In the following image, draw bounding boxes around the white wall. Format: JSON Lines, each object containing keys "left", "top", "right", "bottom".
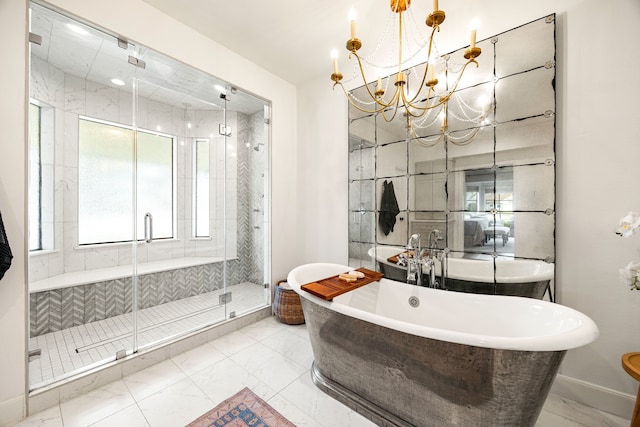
{"left": 296, "top": 81, "right": 349, "bottom": 264}
{"left": 0, "top": 0, "right": 298, "bottom": 424}
{"left": 0, "top": 1, "right": 28, "bottom": 425}
{"left": 297, "top": 0, "right": 640, "bottom": 418}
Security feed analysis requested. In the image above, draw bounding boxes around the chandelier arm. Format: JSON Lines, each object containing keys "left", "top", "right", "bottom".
{"left": 380, "top": 106, "right": 401, "bottom": 123}
{"left": 444, "top": 58, "right": 479, "bottom": 100}
{"left": 334, "top": 81, "right": 389, "bottom": 115}
{"left": 402, "top": 86, "right": 447, "bottom": 117}
{"left": 400, "top": 57, "right": 478, "bottom": 116}
{"left": 405, "top": 25, "right": 440, "bottom": 106}
{"left": 350, "top": 51, "right": 399, "bottom": 109}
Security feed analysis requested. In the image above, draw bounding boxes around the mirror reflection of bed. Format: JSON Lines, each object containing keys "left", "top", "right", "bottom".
{"left": 464, "top": 214, "right": 514, "bottom": 256}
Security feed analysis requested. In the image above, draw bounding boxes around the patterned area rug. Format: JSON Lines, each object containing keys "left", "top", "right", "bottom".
{"left": 186, "top": 387, "right": 295, "bottom": 427}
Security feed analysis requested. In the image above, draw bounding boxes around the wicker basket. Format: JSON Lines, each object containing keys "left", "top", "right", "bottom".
{"left": 274, "top": 280, "right": 305, "bottom": 325}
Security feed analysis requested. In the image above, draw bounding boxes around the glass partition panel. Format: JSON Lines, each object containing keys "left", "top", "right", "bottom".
{"left": 27, "top": 1, "right": 271, "bottom": 390}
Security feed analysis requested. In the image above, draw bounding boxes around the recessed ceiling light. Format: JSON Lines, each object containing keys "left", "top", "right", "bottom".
{"left": 111, "top": 78, "right": 125, "bottom": 86}
{"left": 66, "top": 23, "right": 89, "bottom": 36}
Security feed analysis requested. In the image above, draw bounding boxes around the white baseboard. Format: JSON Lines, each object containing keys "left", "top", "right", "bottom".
{"left": 552, "top": 374, "right": 635, "bottom": 419}
{"left": 0, "top": 394, "right": 25, "bottom": 427}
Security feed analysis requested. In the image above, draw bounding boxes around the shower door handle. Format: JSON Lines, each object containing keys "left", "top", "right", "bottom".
{"left": 144, "top": 213, "right": 153, "bottom": 243}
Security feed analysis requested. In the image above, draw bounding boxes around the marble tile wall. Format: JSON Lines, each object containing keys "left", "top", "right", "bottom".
{"left": 28, "top": 56, "right": 246, "bottom": 280}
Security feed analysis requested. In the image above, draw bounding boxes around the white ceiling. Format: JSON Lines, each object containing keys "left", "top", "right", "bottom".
{"left": 31, "top": 0, "right": 496, "bottom": 111}
{"left": 140, "top": 0, "right": 478, "bottom": 86}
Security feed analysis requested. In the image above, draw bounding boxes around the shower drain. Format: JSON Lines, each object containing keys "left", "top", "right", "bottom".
{"left": 408, "top": 296, "right": 420, "bottom": 308}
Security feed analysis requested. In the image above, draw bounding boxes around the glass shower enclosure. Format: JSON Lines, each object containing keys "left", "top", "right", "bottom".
{"left": 27, "top": 2, "right": 271, "bottom": 389}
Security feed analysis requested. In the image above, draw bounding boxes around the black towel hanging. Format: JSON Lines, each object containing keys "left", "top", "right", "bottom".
{"left": 379, "top": 180, "right": 400, "bottom": 236}
{"left": 0, "top": 210, "right": 12, "bottom": 281}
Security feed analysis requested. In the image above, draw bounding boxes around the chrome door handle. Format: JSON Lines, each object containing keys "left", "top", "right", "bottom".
{"left": 144, "top": 212, "right": 153, "bottom": 243}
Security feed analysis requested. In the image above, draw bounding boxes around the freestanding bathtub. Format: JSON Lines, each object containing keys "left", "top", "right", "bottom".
{"left": 368, "top": 246, "right": 555, "bottom": 299}
{"left": 287, "top": 263, "right": 598, "bottom": 427}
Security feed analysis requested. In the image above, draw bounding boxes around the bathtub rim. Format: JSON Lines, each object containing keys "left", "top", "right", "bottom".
{"left": 287, "top": 262, "right": 598, "bottom": 352}
{"left": 367, "top": 245, "right": 555, "bottom": 283}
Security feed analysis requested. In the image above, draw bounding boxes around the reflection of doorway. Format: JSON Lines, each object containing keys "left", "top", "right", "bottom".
{"left": 463, "top": 168, "right": 514, "bottom": 256}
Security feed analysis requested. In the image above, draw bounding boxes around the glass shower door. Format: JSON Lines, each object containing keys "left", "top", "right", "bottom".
{"left": 130, "top": 65, "right": 229, "bottom": 351}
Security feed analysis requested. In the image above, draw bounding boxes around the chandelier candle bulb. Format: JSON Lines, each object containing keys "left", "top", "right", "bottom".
{"left": 433, "top": 0, "right": 439, "bottom": 12}
{"left": 470, "top": 19, "right": 479, "bottom": 49}
{"left": 349, "top": 9, "right": 357, "bottom": 39}
{"left": 331, "top": 50, "right": 339, "bottom": 74}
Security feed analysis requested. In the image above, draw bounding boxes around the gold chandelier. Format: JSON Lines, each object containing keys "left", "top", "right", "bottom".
{"left": 331, "top": 0, "right": 489, "bottom": 146}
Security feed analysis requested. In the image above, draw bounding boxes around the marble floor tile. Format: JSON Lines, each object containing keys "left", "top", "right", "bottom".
{"left": 537, "top": 393, "right": 629, "bottom": 427}
{"left": 229, "top": 341, "right": 309, "bottom": 391}
{"left": 170, "top": 342, "right": 226, "bottom": 376}
{"left": 209, "top": 329, "right": 258, "bottom": 356}
{"left": 59, "top": 380, "right": 135, "bottom": 427}
{"left": 122, "top": 359, "right": 187, "bottom": 402}
{"left": 260, "top": 328, "right": 315, "bottom": 368}
{"left": 12, "top": 405, "right": 63, "bottom": 427}
{"left": 238, "top": 315, "right": 286, "bottom": 341}
{"left": 278, "top": 367, "right": 377, "bottom": 427}
{"left": 136, "top": 378, "right": 213, "bottom": 427}
{"left": 189, "top": 357, "right": 278, "bottom": 404}
{"left": 87, "top": 404, "right": 149, "bottom": 427}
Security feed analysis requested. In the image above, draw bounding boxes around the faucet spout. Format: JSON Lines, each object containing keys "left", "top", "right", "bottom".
{"left": 406, "top": 234, "right": 424, "bottom": 286}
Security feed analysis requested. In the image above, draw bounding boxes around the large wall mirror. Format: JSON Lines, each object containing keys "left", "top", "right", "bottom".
{"left": 348, "top": 15, "right": 556, "bottom": 299}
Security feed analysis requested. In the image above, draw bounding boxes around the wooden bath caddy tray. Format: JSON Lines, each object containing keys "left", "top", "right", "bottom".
{"left": 387, "top": 251, "right": 412, "bottom": 265}
{"left": 301, "top": 268, "right": 383, "bottom": 301}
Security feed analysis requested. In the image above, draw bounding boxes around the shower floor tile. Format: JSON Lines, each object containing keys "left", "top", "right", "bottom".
{"left": 29, "top": 282, "right": 267, "bottom": 389}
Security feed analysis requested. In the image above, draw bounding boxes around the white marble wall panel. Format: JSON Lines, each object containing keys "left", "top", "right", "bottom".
{"left": 117, "top": 245, "right": 133, "bottom": 266}
{"left": 63, "top": 222, "right": 84, "bottom": 273}
{"left": 64, "top": 74, "right": 86, "bottom": 115}
{"left": 29, "top": 254, "right": 49, "bottom": 282}
{"left": 171, "top": 106, "right": 186, "bottom": 136}
{"left": 48, "top": 250, "right": 63, "bottom": 278}
{"left": 146, "top": 99, "right": 172, "bottom": 133}
{"left": 62, "top": 166, "right": 78, "bottom": 224}
{"left": 30, "top": 56, "right": 65, "bottom": 109}
{"left": 134, "top": 96, "right": 148, "bottom": 130}
{"left": 85, "top": 80, "right": 119, "bottom": 122}
{"left": 146, "top": 240, "right": 173, "bottom": 262}
{"left": 85, "top": 246, "right": 119, "bottom": 270}
{"left": 136, "top": 244, "right": 149, "bottom": 264}
{"left": 117, "top": 89, "right": 133, "bottom": 126}
{"left": 63, "top": 112, "right": 78, "bottom": 168}
{"left": 172, "top": 238, "right": 186, "bottom": 259}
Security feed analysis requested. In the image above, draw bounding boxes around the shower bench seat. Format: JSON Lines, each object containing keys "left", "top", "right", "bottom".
{"left": 29, "top": 256, "right": 236, "bottom": 337}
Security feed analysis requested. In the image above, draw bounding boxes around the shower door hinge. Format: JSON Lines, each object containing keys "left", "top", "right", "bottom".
{"left": 218, "top": 124, "right": 232, "bottom": 136}
{"left": 117, "top": 38, "right": 128, "bottom": 49}
{"left": 128, "top": 55, "right": 146, "bottom": 69}
{"left": 219, "top": 291, "right": 232, "bottom": 304}
{"left": 29, "top": 32, "right": 43, "bottom": 45}
{"left": 115, "top": 349, "right": 127, "bottom": 360}
{"left": 263, "top": 283, "right": 269, "bottom": 289}
{"left": 229, "top": 311, "right": 236, "bottom": 318}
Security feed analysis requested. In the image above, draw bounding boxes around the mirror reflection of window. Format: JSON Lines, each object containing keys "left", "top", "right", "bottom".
{"left": 463, "top": 167, "right": 514, "bottom": 255}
